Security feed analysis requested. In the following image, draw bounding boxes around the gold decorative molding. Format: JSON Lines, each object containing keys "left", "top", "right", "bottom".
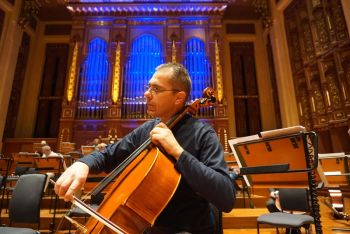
{"left": 112, "top": 41, "right": 121, "bottom": 103}
{"left": 67, "top": 42, "right": 78, "bottom": 102}
{"left": 171, "top": 39, "right": 176, "bottom": 63}
{"left": 252, "top": 0, "right": 272, "bottom": 29}
{"left": 59, "top": 128, "right": 71, "bottom": 145}
{"left": 214, "top": 39, "right": 223, "bottom": 103}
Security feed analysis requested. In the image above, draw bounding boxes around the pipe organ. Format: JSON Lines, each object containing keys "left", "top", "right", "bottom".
{"left": 77, "top": 38, "right": 111, "bottom": 119}
{"left": 122, "top": 34, "right": 164, "bottom": 119}
{"left": 58, "top": 0, "right": 230, "bottom": 150}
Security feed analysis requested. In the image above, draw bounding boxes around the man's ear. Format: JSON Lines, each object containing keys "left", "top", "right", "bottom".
{"left": 175, "top": 91, "right": 186, "bottom": 105}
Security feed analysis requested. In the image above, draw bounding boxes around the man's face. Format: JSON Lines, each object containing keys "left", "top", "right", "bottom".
{"left": 144, "top": 69, "right": 182, "bottom": 122}
{"left": 42, "top": 147, "right": 50, "bottom": 155}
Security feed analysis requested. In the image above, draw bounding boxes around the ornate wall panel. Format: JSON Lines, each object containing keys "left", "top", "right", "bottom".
{"left": 327, "top": 0, "right": 349, "bottom": 42}
{"left": 338, "top": 49, "right": 350, "bottom": 117}
{"left": 288, "top": 21, "right": 303, "bottom": 73}
{"left": 318, "top": 57, "right": 346, "bottom": 122}
{"left": 312, "top": 7, "right": 331, "bottom": 54}
{"left": 284, "top": 0, "right": 350, "bottom": 152}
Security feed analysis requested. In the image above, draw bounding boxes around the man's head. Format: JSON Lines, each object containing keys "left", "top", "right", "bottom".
{"left": 144, "top": 63, "right": 192, "bottom": 122}
{"left": 155, "top": 63, "right": 192, "bottom": 100}
{"left": 42, "top": 145, "right": 52, "bottom": 156}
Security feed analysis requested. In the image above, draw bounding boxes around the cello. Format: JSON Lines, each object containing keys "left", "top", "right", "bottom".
{"left": 62, "top": 88, "right": 217, "bottom": 234}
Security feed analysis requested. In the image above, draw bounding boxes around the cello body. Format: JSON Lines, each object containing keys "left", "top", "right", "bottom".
{"left": 79, "top": 147, "right": 181, "bottom": 233}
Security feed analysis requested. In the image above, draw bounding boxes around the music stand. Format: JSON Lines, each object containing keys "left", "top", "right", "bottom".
{"left": 318, "top": 152, "right": 349, "bottom": 187}
{"left": 11, "top": 152, "right": 38, "bottom": 171}
{"left": 0, "top": 158, "right": 12, "bottom": 177}
{"left": 81, "top": 146, "right": 96, "bottom": 156}
{"left": 33, "top": 156, "right": 63, "bottom": 175}
{"left": 0, "top": 158, "right": 12, "bottom": 220}
{"left": 60, "top": 142, "right": 76, "bottom": 154}
{"left": 317, "top": 152, "right": 350, "bottom": 231}
{"left": 228, "top": 126, "right": 322, "bottom": 233}
{"left": 33, "top": 156, "right": 64, "bottom": 229}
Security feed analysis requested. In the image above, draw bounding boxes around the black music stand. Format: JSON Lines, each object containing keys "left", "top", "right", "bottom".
{"left": 228, "top": 126, "right": 322, "bottom": 233}
{"left": 33, "top": 156, "right": 64, "bottom": 230}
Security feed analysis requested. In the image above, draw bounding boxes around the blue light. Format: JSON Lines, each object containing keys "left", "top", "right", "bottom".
{"left": 183, "top": 37, "right": 212, "bottom": 101}
{"left": 122, "top": 34, "right": 164, "bottom": 118}
{"left": 79, "top": 37, "right": 110, "bottom": 113}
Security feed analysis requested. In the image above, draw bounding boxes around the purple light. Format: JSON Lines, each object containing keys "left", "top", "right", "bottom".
{"left": 66, "top": 2, "right": 228, "bottom": 14}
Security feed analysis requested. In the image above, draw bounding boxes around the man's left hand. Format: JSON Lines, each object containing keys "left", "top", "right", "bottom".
{"left": 150, "top": 122, "right": 184, "bottom": 160}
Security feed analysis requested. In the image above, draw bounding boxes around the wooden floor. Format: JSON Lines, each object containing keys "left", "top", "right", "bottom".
{"left": 1, "top": 192, "right": 350, "bottom": 233}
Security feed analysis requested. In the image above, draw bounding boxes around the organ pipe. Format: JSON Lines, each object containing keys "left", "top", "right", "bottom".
{"left": 77, "top": 38, "right": 110, "bottom": 119}
{"left": 122, "top": 34, "right": 164, "bottom": 118}
{"left": 184, "top": 37, "right": 213, "bottom": 118}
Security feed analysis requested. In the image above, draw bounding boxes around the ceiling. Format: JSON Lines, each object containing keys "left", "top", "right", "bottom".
{"left": 37, "top": 0, "right": 258, "bottom": 21}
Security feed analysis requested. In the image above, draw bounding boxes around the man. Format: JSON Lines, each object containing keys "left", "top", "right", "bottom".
{"left": 55, "top": 63, "right": 235, "bottom": 233}
{"left": 41, "top": 145, "right": 67, "bottom": 191}
{"left": 42, "top": 145, "right": 59, "bottom": 157}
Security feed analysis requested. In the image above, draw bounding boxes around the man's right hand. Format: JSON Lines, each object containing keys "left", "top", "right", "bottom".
{"left": 54, "top": 161, "right": 89, "bottom": 202}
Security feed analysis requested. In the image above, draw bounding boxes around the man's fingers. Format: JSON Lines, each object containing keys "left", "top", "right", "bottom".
{"left": 64, "top": 179, "right": 83, "bottom": 202}
{"left": 56, "top": 175, "right": 73, "bottom": 198}
{"left": 54, "top": 162, "right": 89, "bottom": 201}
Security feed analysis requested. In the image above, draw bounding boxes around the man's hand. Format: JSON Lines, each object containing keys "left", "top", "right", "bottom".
{"left": 54, "top": 161, "right": 89, "bottom": 202}
{"left": 150, "top": 122, "right": 184, "bottom": 160}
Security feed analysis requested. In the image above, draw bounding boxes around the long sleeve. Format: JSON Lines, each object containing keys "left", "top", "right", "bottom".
{"left": 78, "top": 119, "right": 157, "bottom": 173}
{"left": 175, "top": 126, "right": 235, "bottom": 212}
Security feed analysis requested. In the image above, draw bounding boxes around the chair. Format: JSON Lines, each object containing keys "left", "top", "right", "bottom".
{"left": 4, "top": 166, "right": 33, "bottom": 213}
{"left": 33, "top": 156, "right": 65, "bottom": 227}
{"left": 0, "top": 174, "right": 46, "bottom": 234}
{"left": 257, "top": 188, "right": 314, "bottom": 234}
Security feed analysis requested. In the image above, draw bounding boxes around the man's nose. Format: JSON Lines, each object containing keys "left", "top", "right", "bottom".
{"left": 144, "top": 90, "right": 152, "bottom": 99}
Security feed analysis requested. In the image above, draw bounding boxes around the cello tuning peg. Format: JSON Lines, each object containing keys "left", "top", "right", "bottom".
{"left": 202, "top": 87, "right": 216, "bottom": 103}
